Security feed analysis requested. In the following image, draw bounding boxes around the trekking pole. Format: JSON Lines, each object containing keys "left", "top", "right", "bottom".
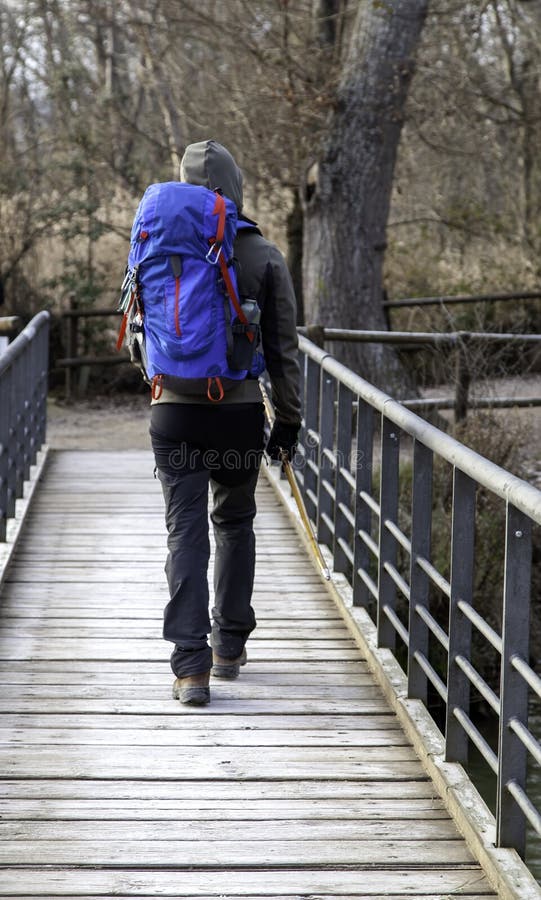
{"left": 260, "top": 383, "right": 331, "bottom": 582}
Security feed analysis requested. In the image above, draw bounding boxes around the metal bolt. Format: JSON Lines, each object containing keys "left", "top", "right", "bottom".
{"left": 515, "top": 530, "right": 523, "bottom": 538}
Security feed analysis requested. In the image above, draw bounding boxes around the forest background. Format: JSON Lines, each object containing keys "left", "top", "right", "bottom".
{"left": 1, "top": 0, "right": 541, "bottom": 393}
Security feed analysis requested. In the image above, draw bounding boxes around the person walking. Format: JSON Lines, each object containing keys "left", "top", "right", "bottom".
{"left": 149, "top": 140, "right": 301, "bottom": 705}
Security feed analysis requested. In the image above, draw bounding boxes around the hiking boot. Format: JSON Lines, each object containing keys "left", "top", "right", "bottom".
{"left": 172, "top": 671, "right": 211, "bottom": 705}
{"left": 211, "top": 648, "right": 247, "bottom": 680}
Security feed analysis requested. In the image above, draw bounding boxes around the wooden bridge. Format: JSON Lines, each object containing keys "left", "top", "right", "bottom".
{"left": 2, "top": 312, "right": 541, "bottom": 898}
{"left": 0, "top": 447, "right": 497, "bottom": 898}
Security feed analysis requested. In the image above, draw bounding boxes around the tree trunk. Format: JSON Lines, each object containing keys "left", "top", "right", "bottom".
{"left": 286, "top": 190, "right": 305, "bottom": 325}
{"left": 302, "top": 0, "right": 427, "bottom": 394}
{"left": 515, "top": 2, "right": 541, "bottom": 258}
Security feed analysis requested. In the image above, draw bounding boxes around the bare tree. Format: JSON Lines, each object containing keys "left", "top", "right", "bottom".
{"left": 302, "top": 0, "right": 428, "bottom": 390}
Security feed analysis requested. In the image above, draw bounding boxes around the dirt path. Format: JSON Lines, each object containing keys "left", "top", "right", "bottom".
{"left": 47, "top": 394, "right": 152, "bottom": 451}
{"left": 46, "top": 378, "right": 541, "bottom": 486}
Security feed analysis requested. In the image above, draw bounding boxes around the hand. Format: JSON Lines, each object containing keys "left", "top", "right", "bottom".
{"left": 266, "top": 421, "right": 299, "bottom": 462}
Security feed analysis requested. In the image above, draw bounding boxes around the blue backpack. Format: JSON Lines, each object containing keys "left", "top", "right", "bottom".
{"left": 117, "top": 181, "right": 265, "bottom": 400}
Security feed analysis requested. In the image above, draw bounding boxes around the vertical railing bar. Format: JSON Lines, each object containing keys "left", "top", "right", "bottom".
{"left": 303, "top": 355, "right": 320, "bottom": 520}
{"left": 377, "top": 416, "right": 400, "bottom": 650}
{"left": 24, "top": 334, "right": 32, "bottom": 479}
{"left": 13, "top": 353, "right": 25, "bottom": 500}
{"left": 408, "top": 440, "right": 433, "bottom": 704}
{"left": 445, "top": 469, "right": 477, "bottom": 764}
{"left": 29, "top": 327, "right": 39, "bottom": 468}
{"left": 317, "top": 371, "right": 335, "bottom": 545}
{"left": 497, "top": 503, "right": 532, "bottom": 857}
{"left": 6, "top": 358, "right": 17, "bottom": 519}
{"left": 353, "top": 398, "right": 374, "bottom": 609}
{"left": 0, "top": 366, "right": 10, "bottom": 542}
{"left": 333, "top": 383, "right": 353, "bottom": 574}
{"left": 39, "top": 320, "right": 49, "bottom": 447}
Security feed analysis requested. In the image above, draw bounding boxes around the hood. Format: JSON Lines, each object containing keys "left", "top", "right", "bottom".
{"left": 180, "top": 140, "right": 244, "bottom": 212}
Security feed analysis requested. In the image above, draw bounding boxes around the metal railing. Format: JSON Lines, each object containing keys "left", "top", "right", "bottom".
{"left": 295, "top": 334, "right": 541, "bottom": 860}
{"left": 0, "top": 312, "right": 49, "bottom": 541}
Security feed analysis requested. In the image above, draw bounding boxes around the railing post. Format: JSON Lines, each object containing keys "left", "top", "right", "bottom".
{"left": 408, "top": 440, "right": 433, "bottom": 703}
{"left": 445, "top": 469, "right": 476, "bottom": 763}
{"left": 302, "top": 356, "right": 321, "bottom": 521}
{"left": 377, "top": 416, "right": 400, "bottom": 650}
{"left": 35, "top": 318, "right": 48, "bottom": 451}
{"left": 496, "top": 504, "right": 532, "bottom": 856}
{"left": 5, "top": 360, "right": 16, "bottom": 521}
{"left": 13, "top": 352, "right": 25, "bottom": 501}
{"left": 0, "top": 366, "right": 11, "bottom": 541}
{"left": 333, "top": 383, "right": 353, "bottom": 575}
{"left": 316, "top": 371, "right": 335, "bottom": 546}
{"left": 353, "top": 398, "right": 374, "bottom": 608}
{"left": 21, "top": 336, "right": 31, "bottom": 481}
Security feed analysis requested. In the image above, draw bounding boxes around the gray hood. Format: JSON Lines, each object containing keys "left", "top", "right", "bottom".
{"left": 180, "top": 140, "right": 244, "bottom": 212}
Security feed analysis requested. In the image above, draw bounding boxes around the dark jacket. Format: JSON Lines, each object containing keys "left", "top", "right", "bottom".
{"left": 152, "top": 140, "right": 301, "bottom": 426}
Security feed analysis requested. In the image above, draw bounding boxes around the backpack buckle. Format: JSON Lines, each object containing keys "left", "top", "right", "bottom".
{"left": 205, "top": 241, "right": 223, "bottom": 265}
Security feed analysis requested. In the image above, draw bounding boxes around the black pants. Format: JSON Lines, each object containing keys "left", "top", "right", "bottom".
{"left": 150, "top": 402, "right": 265, "bottom": 677}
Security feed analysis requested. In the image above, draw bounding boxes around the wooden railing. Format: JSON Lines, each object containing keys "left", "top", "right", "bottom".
{"left": 302, "top": 326, "right": 541, "bottom": 422}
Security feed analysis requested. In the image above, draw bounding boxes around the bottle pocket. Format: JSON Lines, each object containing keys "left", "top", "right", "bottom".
{"left": 227, "top": 299, "right": 261, "bottom": 371}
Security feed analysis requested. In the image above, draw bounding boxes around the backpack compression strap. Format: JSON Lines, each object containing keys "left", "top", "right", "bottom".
{"left": 211, "top": 194, "right": 254, "bottom": 345}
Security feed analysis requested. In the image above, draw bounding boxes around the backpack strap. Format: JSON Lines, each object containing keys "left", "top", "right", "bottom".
{"left": 170, "top": 256, "right": 182, "bottom": 337}
{"left": 211, "top": 194, "right": 254, "bottom": 344}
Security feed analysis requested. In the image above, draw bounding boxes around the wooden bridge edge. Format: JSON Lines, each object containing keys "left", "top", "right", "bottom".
{"left": 0, "top": 446, "right": 49, "bottom": 591}
{"left": 263, "top": 462, "right": 541, "bottom": 900}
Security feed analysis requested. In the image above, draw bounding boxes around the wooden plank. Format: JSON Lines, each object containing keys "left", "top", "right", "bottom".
{"left": 0, "top": 746, "right": 425, "bottom": 780}
{"left": 0, "top": 727, "right": 408, "bottom": 747}
{"left": 0, "top": 712, "right": 397, "bottom": 730}
{"left": 0, "top": 624, "right": 352, "bottom": 641}
{"left": 0, "top": 819, "right": 461, "bottom": 841}
{"left": 0, "top": 778, "right": 436, "bottom": 801}
{"left": 0, "top": 838, "right": 474, "bottom": 865}
{"left": 0, "top": 641, "right": 365, "bottom": 661}
{"left": 0, "top": 605, "right": 339, "bottom": 618}
{"left": 0, "top": 684, "right": 384, "bottom": 702}
{"left": 0, "top": 670, "right": 375, "bottom": 688}
{"left": 0, "top": 672, "right": 374, "bottom": 691}
{"left": 0, "top": 869, "right": 496, "bottom": 896}
{"left": 0, "top": 895, "right": 494, "bottom": 900}
{"left": 0, "top": 797, "right": 447, "bottom": 819}
{"left": 0, "top": 660, "right": 369, "bottom": 676}
{"left": 0, "top": 698, "right": 392, "bottom": 714}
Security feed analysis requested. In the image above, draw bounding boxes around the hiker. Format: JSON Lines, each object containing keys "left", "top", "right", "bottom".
{"left": 147, "top": 140, "right": 301, "bottom": 705}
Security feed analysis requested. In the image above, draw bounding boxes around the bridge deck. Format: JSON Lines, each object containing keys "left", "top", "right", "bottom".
{"left": 0, "top": 450, "right": 495, "bottom": 897}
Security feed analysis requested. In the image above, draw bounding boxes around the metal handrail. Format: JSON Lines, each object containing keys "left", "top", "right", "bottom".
{"left": 296, "top": 333, "right": 541, "bottom": 861}
{"left": 0, "top": 311, "right": 50, "bottom": 541}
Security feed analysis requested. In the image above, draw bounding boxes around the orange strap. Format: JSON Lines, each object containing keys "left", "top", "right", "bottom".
{"left": 212, "top": 194, "right": 226, "bottom": 244}
{"left": 116, "top": 294, "right": 134, "bottom": 351}
{"left": 211, "top": 193, "right": 253, "bottom": 343}
{"left": 151, "top": 374, "right": 164, "bottom": 400}
{"left": 217, "top": 252, "right": 254, "bottom": 345}
{"left": 207, "top": 376, "right": 224, "bottom": 402}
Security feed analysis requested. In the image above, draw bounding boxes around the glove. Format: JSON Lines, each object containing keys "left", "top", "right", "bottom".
{"left": 266, "top": 421, "right": 300, "bottom": 462}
